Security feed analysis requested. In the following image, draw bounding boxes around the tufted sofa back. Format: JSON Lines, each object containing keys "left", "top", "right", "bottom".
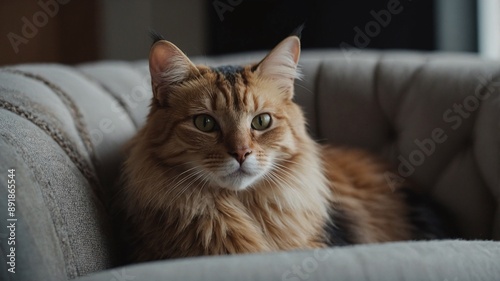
{"left": 0, "top": 51, "right": 499, "bottom": 280}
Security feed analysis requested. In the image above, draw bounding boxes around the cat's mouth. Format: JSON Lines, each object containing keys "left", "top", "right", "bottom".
{"left": 224, "top": 168, "right": 253, "bottom": 178}
{"left": 213, "top": 165, "right": 263, "bottom": 191}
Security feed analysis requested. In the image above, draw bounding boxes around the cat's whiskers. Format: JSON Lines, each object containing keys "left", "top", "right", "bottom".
{"left": 279, "top": 158, "right": 316, "bottom": 170}
{"left": 141, "top": 166, "right": 202, "bottom": 208}
{"left": 265, "top": 172, "right": 299, "bottom": 211}
{"left": 184, "top": 170, "right": 212, "bottom": 202}
{"left": 267, "top": 168, "right": 298, "bottom": 192}
{"left": 259, "top": 174, "right": 273, "bottom": 189}
{"left": 273, "top": 162, "right": 316, "bottom": 189}
{"left": 110, "top": 161, "right": 195, "bottom": 204}
{"left": 168, "top": 168, "right": 207, "bottom": 203}
{"left": 262, "top": 174, "right": 286, "bottom": 211}
{"left": 156, "top": 171, "right": 209, "bottom": 223}
{"left": 197, "top": 173, "right": 212, "bottom": 194}
{"left": 271, "top": 162, "right": 311, "bottom": 190}
{"left": 133, "top": 160, "right": 199, "bottom": 184}
{"left": 168, "top": 168, "right": 203, "bottom": 194}
{"left": 265, "top": 165, "right": 307, "bottom": 209}
{"left": 294, "top": 82, "right": 313, "bottom": 94}
{"left": 186, "top": 172, "right": 212, "bottom": 214}
{"left": 167, "top": 165, "right": 200, "bottom": 186}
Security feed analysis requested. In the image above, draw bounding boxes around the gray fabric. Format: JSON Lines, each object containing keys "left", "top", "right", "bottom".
{"left": 8, "top": 65, "right": 138, "bottom": 196}
{"left": 76, "top": 240, "right": 500, "bottom": 281}
{"left": 0, "top": 121, "right": 67, "bottom": 281}
{"left": 0, "top": 111, "right": 112, "bottom": 280}
{"left": 0, "top": 67, "right": 117, "bottom": 280}
{"left": 78, "top": 61, "right": 151, "bottom": 129}
{"left": 0, "top": 50, "right": 499, "bottom": 281}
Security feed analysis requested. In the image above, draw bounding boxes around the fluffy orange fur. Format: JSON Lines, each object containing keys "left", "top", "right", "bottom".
{"left": 118, "top": 36, "right": 417, "bottom": 262}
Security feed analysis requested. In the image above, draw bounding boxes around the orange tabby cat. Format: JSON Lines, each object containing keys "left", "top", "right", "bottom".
{"left": 117, "top": 34, "right": 442, "bottom": 262}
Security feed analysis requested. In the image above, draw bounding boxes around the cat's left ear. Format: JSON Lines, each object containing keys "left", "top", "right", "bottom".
{"left": 254, "top": 36, "right": 301, "bottom": 97}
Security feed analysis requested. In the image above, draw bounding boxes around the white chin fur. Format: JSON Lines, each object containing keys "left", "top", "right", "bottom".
{"left": 216, "top": 174, "right": 259, "bottom": 191}
{"left": 211, "top": 156, "right": 266, "bottom": 191}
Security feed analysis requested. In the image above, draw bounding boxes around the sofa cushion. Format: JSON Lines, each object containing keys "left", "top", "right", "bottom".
{"left": 75, "top": 240, "right": 500, "bottom": 281}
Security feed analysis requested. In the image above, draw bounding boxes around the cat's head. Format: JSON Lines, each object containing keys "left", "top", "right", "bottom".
{"left": 146, "top": 35, "right": 311, "bottom": 191}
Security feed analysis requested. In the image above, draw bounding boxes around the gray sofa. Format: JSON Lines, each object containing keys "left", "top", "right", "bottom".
{"left": 0, "top": 50, "right": 499, "bottom": 281}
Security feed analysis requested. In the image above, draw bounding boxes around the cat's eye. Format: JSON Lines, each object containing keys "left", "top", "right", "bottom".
{"left": 251, "top": 113, "right": 272, "bottom": 130}
{"left": 194, "top": 114, "right": 217, "bottom": 132}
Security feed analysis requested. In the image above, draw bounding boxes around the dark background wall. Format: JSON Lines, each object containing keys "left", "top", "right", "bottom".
{"left": 208, "top": 0, "right": 437, "bottom": 55}
{"left": 0, "top": 0, "right": 99, "bottom": 65}
{"left": 0, "top": 0, "right": 481, "bottom": 66}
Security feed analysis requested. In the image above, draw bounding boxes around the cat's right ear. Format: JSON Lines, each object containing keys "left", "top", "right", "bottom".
{"left": 149, "top": 40, "right": 197, "bottom": 104}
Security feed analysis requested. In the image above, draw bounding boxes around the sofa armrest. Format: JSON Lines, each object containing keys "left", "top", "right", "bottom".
{"left": 75, "top": 240, "right": 500, "bottom": 281}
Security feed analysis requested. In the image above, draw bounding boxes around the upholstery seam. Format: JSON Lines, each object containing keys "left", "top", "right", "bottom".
{"left": 372, "top": 53, "right": 393, "bottom": 151}
{"left": 0, "top": 120, "right": 79, "bottom": 279}
{"left": 1, "top": 69, "right": 101, "bottom": 171}
{"left": 392, "top": 56, "right": 430, "bottom": 134}
{"left": 74, "top": 68, "right": 139, "bottom": 129}
{"left": 0, "top": 100, "right": 103, "bottom": 202}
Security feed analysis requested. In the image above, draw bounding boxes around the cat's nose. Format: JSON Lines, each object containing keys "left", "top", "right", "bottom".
{"left": 229, "top": 147, "right": 252, "bottom": 165}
